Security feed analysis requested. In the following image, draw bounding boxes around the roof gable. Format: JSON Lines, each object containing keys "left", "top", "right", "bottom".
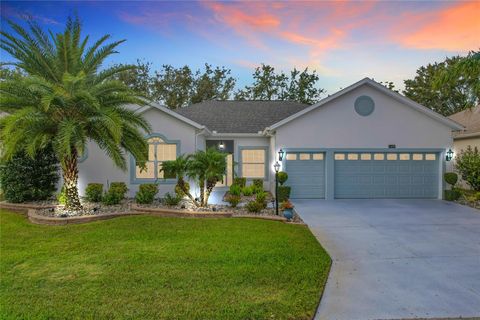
{"left": 267, "top": 78, "right": 464, "bottom": 131}
{"left": 174, "top": 100, "right": 309, "bottom": 134}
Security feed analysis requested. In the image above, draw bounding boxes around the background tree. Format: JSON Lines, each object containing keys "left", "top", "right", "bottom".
{"left": 113, "top": 59, "right": 154, "bottom": 99}
{"left": 403, "top": 52, "right": 480, "bottom": 116}
{"left": 0, "top": 17, "right": 150, "bottom": 210}
{"left": 190, "top": 64, "right": 236, "bottom": 104}
{"left": 235, "top": 64, "right": 324, "bottom": 104}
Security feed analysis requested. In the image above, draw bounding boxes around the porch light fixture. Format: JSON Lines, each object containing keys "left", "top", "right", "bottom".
{"left": 446, "top": 149, "right": 454, "bottom": 161}
{"left": 218, "top": 141, "right": 225, "bottom": 150}
{"left": 278, "top": 149, "right": 285, "bottom": 161}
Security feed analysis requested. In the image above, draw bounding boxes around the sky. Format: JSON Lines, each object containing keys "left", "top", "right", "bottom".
{"left": 1, "top": 0, "right": 479, "bottom": 94}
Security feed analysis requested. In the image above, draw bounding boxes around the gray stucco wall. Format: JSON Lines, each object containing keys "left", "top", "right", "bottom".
{"left": 274, "top": 84, "right": 454, "bottom": 199}
{"left": 78, "top": 108, "right": 199, "bottom": 197}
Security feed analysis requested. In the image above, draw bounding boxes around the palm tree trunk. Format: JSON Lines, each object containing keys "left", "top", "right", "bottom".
{"left": 204, "top": 177, "right": 217, "bottom": 207}
{"left": 199, "top": 180, "right": 206, "bottom": 207}
{"left": 178, "top": 178, "right": 199, "bottom": 207}
{"left": 61, "top": 152, "right": 82, "bottom": 210}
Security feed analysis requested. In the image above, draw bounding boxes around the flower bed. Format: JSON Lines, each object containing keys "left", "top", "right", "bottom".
{"left": 2, "top": 197, "right": 304, "bottom": 225}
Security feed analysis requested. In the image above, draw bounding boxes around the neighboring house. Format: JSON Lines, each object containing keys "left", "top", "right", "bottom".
{"left": 448, "top": 105, "right": 480, "bottom": 188}
{"left": 78, "top": 78, "right": 463, "bottom": 200}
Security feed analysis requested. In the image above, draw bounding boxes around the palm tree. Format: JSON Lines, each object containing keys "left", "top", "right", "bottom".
{"left": 188, "top": 148, "right": 227, "bottom": 206}
{"left": 0, "top": 17, "right": 151, "bottom": 210}
{"left": 161, "top": 154, "right": 199, "bottom": 207}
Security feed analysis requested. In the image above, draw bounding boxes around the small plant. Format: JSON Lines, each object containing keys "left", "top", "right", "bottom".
{"left": 277, "top": 186, "right": 291, "bottom": 202}
{"left": 281, "top": 200, "right": 294, "bottom": 210}
{"left": 277, "top": 172, "right": 288, "bottom": 185}
{"left": 256, "top": 191, "right": 268, "bottom": 209}
{"left": 444, "top": 189, "right": 462, "bottom": 201}
{"left": 455, "top": 146, "right": 480, "bottom": 191}
{"left": 57, "top": 186, "right": 67, "bottom": 205}
{"left": 163, "top": 192, "right": 182, "bottom": 206}
{"left": 109, "top": 182, "right": 128, "bottom": 198}
{"left": 85, "top": 183, "right": 103, "bottom": 202}
{"left": 233, "top": 177, "right": 246, "bottom": 188}
{"left": 253, "top": 179, "right": 263, "bottom": 189}
{"left": 246, "top": 200, "right": 263, "bottom": 213}
{"left": 444, "top": 172, "right": 458, "bottom": 187}
{"left": 251, "top": 184, "right": 263, "bottom": 194}
{"left": 226, "top": 194, "right": 241, "bottom": 208}
{"left": 229, "top": 184, "right": 242, "bottom": 196}
{"left": 135, "top": 184, "right": 158, "bottom": 204}
{"left": 102, "top": 191, "right": 122, "bottom": 205}
{"left": 242, "top": 185, "right": 254, "bottom": 196}
{"left": 102, "top": 182, "right": 127, "bottom": 205}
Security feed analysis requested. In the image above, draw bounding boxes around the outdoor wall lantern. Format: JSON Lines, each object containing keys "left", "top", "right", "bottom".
{"left": 278, "top": 149, "right": 285, "bottom": 161}
{"left": 446, "top": 149, "right": 454, "bottom": 161}
{"left": 274, "top": 161, "right": 281, "bottom": 216}
{"left": 218, "top": 141, "right": 225, "bottom": 151}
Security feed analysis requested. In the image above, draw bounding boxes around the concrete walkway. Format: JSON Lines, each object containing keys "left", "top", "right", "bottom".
{"left": 294, "top": 199, "right": 480, "bottom": 320}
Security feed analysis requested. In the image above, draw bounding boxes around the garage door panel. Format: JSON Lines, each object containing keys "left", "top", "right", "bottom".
{"left": 335, "top": 152, "right": 439, "bottom": 199}
{"left": 286, "top": 153, "right": 325, "bottom": 199}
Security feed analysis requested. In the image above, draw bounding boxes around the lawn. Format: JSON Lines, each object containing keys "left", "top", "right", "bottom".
{"left": 0, "top": 210, "right": 331, "bottom": 320}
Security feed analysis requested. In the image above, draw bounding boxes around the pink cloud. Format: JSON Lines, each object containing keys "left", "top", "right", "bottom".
{"left": 397, "top": 1, "right": 480, "bottom": 51}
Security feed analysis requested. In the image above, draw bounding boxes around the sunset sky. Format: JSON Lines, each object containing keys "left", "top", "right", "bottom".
{"left": 1, "top": 1, "right": 479, "bottom": 94}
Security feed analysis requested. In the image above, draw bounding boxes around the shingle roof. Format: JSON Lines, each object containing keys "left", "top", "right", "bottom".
{"left": 448, "top": 106, "right": 480, "bottom": 138}
{"left": 174, "top": 100, "right": 309, "bottom": 133}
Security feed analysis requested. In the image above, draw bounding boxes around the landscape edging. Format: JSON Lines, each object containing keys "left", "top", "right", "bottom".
{"left": 2, "top": 202, "right": 297, "bottom": 225}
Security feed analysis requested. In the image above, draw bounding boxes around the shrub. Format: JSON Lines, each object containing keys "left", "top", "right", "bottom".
{"left": 277, "top": 172, "right": 288, "bottom": 185}
{"left": 444, "top": 172, "right": 458, "bottom": 187}
{"left": 277, "top": 186, "right": 291, "bottom": 202}
{"left": 246, "top": 200, "right": 263, "bottom": 213}
{"left": 233, "top": 177, "right": 246, "bottom": 188}
{"left": 102, "top": 191, "right": 122, "bottom": 205}
{"left": 251, "top": 184, "right": 263, "bottom": 194}
{"left": 455, "top": 146, "right": 480, "bottom": 191}
{"left": 226, "top": 194, "right": 241, "bottom": 208}
{"left": 85, "top": 183, "right": 103, "bottom": 202}
{"left": 57, "top": 186, "right": 67, "bottom": 205}
{"left": 109, "top": 182, "right": 128, "bottom": 198}
{"left": 102, "top": 182, "right": 127, "bottom": 205}
{"left": 242, "top": 185, "right": 254, "bottom": 196}
{"left": 253, "top": 179, "right": 263, "bottom": 189}
{"left": 444, "top": 189, "right": 461, "bottom": 201}
{"left": 229, "top": 184, "right": 242, "bottom": 196}
{"left": 135, "top": 184, "right": 158, "bottom": 204}
{"left": 163, "top": 192, "right": 182, "bottom": 206}
{"left": 256, "top": 191, "right": 268, "bottom": 209}
{"left": 0, "top": 147, "right": 59, "bottom": 203}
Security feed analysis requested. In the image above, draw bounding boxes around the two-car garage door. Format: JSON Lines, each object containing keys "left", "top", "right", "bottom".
{"left": 285, "top": 151, "right": 439, "bottom": 199}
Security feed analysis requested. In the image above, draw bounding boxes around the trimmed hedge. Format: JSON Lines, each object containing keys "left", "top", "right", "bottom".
{"left": 444, "top": 172, "right": 458, "bottom": 187}
{"left": 0, "top": 147, "right": 59, "bottom": 203}
{"left": 85, "top": 183, "right": 103, "bottom": 202}
{"left": 277, "top": 172, "right": 288, "bottom": 185}
{"left": 103, "top": 182, "right": 128, "bottom": 205}
{"left": 444, "top": 189, "right": 461, "bottom": 201}
{"left": 135, "top": 184, "right": 158, "bottom": 204}
{"left": 277, "top": 186, "right": 291, "bottom": 202}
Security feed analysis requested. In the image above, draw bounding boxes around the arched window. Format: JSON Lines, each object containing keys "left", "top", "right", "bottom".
{"left": 133, "top": 135, "right": 179, "bottom": 182}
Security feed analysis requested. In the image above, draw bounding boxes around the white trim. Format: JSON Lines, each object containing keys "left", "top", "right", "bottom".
{"left": 453, "top": 131, "right": 480, "bottom": 140}
{"left": 134, "top": 102, "right": 208, "bottom": 131}
{"left": 209, "top": 132, "right": 265, "bottom": 137}
{"left": 266, "top": 78, "right": 464, "bottom": 131}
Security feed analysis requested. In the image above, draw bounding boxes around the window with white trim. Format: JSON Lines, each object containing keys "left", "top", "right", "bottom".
{"left": 241, "top": 149, "right": 265, "bottom": 178}
{"left": 135, "top": 136, "right": 177, "bottom": 180}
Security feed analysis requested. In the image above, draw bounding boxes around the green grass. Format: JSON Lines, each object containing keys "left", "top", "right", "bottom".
{"left": 0, "top": 210, "right": 330, "bottom": 320}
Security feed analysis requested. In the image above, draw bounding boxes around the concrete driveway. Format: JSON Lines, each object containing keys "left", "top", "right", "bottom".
{"left": 294, "top": 199, "right": 480, "bottom": 320}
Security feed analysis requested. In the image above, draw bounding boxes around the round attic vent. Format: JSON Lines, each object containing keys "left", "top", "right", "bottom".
{"left": 354, "top": 95, "right": 375, "bottom": 116}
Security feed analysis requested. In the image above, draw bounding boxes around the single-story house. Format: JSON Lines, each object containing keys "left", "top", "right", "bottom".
{"left": 448, "top": 105, "right": 480, "bottom": 188}
{"left": 78, "top": 78, "right": 463, "bottom": 200}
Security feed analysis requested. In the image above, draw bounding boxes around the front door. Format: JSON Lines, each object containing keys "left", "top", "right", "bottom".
{"left": 216, "top": 153, "right": 233, "bottom": 187}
